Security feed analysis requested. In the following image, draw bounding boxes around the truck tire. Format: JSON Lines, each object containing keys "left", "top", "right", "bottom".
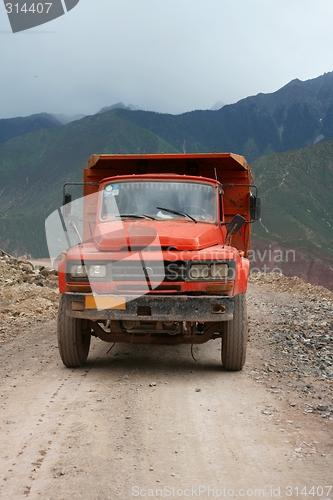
{"left": 57, "top": 295, "right": 91, "bottom": 368}
{"left": 221, "top": 293, "right": 248, "bottom": 371}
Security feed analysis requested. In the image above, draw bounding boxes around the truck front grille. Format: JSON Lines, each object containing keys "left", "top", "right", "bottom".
{"left": 109, "top": 261, "right": 186, "bottom": 282}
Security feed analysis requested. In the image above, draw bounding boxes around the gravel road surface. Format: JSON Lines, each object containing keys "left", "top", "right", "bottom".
{"left": 0, "top": 283, "right": 332, "bottom": 499}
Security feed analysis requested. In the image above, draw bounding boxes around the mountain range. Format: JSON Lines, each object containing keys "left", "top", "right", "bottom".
{"left": 3, "top": 71, "right": 333, "bottom": 160}
{"left": 0, "top": 72, "right": 333, "bottom": 290}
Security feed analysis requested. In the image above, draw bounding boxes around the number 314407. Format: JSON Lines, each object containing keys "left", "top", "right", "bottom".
{"left": 5, "top": 3, "right": 52, "bottom": 14}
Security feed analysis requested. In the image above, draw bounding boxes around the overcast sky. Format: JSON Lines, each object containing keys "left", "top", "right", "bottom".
{"left": 1, "top": 0, "right": 333, "bottom": 119}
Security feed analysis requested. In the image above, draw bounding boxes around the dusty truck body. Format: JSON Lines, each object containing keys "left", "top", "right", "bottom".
{"left": 57, "top": 153, "right": 260, "bottom": 370}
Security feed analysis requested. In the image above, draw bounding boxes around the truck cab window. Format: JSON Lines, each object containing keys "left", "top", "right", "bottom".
{"left": 101, "top": 181, "right": 216, "bottom": 222}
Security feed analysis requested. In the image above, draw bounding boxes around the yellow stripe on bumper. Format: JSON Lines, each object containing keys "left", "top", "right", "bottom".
{"left": 85, "top": 296, "right": 126, "bottom": 310}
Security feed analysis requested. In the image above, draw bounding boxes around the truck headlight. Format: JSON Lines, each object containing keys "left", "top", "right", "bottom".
{"left": 70, "top": 265, "right": 87, "bottom": 278}
{"left": 89, "top": 265, "right": 107, "bottom": 278}
{"left": 210, "top": 263, "right": 229, "bottom": 278}
{"left": 189, "top": 264, "right": 210, "bottom": 279}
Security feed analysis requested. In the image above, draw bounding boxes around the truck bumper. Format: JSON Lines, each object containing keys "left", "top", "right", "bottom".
{"left": 63, "top": 292, "right": 234, "bottom": 322}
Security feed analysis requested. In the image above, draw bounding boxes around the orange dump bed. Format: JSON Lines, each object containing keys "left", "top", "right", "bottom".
{"left": 84, "top": 152, "right": 252, "bottom": 212}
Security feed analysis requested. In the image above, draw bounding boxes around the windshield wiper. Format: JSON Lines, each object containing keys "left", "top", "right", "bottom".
{"left": 115, "top": 214, "right": 156, "bottom": 220}
{"left": 156, "top": 207, "right": 197, "bottom": 223}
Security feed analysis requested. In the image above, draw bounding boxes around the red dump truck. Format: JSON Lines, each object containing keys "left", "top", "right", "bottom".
{"left": 56, "top": 153, "right": 260, "bottom": 370}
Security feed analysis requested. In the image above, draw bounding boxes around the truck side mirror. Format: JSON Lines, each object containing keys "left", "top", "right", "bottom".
{"left": 250, "top": 195, "right": 261, "bottom": 221}
{"left": 227, "top": 214, "right": 246, "bottom": 235}
{"left": 63, "top": 193, "right": 72, "bottom": 218}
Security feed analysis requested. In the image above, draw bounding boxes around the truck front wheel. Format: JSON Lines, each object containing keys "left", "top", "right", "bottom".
{"left": 221, "top": 294, "right": 248, "bottom": 371}
{"left": 57, "top": 295, "right": 91, "bottom": 368}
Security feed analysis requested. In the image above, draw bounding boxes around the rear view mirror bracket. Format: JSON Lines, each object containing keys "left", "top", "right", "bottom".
{"left": 250, "top": 194, "right": 261, "bottom": 221}
{"left": 62, "top": 182, "right": 99, "bottom": 218}
{"left": 222, "top": 183, "right": 261, "bottom": 223}
{"left": 223, "top": 214, "right": 246, "bottom": 246}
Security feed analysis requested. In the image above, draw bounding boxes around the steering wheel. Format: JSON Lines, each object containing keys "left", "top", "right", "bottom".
{"left": 183, "top": 205, "right": 211, "bottom": 219}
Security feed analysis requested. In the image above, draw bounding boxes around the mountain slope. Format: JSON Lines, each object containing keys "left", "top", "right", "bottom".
{"left": 0, "top": 111, "right": 179, "bottom": 256}
{"left": 252, "top": 139, "right": 333, "bottom": 256}
{"left": 0, "top": 113, "right": 62, "bottom": 145}
{"left": 251, "top": 139, "right": 333, "bottom": 289}
{"left": 110, "top": 72, "right": 333, "bottom": 161}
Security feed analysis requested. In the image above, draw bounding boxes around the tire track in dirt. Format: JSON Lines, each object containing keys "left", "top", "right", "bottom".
{"left": 0, "top": 331, "right": 101, "bottom": 498}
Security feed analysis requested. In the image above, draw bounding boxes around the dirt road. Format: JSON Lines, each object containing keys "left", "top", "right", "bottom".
{"left": 0, "top": 284, "right": 332, "bottom": 500}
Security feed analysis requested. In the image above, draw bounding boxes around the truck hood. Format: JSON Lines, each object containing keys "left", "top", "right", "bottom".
{"left": 93, "top": 221, "right": 223, "bottom": 251}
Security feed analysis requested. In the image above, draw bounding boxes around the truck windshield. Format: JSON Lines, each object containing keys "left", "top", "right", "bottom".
{"left": 101, "top": 181, "right": 216, "bottom": 222}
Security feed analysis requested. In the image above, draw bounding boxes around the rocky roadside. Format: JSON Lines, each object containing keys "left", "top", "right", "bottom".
{"left": 0, "top": 250, "right": 59, "bottom": 344}
{"left": 248, "top": 272, "right": 333, "bottom": 424}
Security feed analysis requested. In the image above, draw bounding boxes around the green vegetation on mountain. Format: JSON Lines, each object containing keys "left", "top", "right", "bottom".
{"left": 252, "top": 140, "right": 333, "bottom": 264}
{"left": 0, "top": 113, "right": 62, "bottom": 145}
{"left": 0, "top": 112, "right": 179, "bottom": 256}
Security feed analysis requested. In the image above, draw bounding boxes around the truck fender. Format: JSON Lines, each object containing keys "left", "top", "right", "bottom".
{"left": 234, "top": 256, "right": 249, "bottom": 295}
{"left": 58, "top": 255, "right": 67, "bottom": 294}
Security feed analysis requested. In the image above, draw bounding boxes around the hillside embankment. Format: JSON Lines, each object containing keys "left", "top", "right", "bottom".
{"left": 0, "top": 248, "right": 332, "bottom": 498}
